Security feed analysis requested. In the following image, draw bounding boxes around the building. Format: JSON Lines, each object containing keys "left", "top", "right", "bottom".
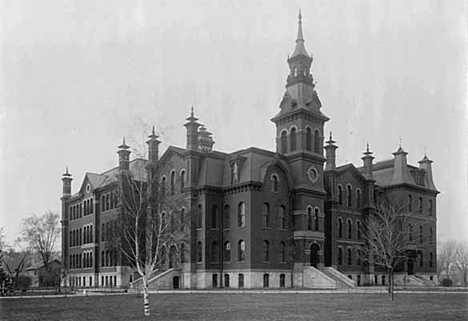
{"left": 60, "top": 12, "right": 438, "bottom": 289}
{"left": 25, "top": 259, "right": 61, "bottom": 287}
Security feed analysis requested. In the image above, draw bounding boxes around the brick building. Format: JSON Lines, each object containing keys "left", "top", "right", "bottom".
{"left": 60, "top": 12, "right": 438, "bottom": 289}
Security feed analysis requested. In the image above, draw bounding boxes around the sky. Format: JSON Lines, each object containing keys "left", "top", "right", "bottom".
{"left": 0, "top": 0, "right": 467, "bottom": 246}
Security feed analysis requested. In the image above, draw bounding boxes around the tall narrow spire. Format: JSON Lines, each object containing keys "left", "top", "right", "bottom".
{"left": 291, "top": 9, "right": 309, "bottom": 58}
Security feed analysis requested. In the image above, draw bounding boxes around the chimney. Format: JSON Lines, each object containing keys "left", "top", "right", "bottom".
{"left": 361, "top": 143, "right": 374, "bottom": 179}
{"left": 324, "top": 131, "right": 338, "bottom": 170}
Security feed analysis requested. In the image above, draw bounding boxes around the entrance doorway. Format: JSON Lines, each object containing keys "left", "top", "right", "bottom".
{"left": 310, "top": 243, "right": 319, "bottom": 268}
{"left": 407, "top": 258, "right": 414, "bottom": 275}
{"left": 172, "top": 276, "right": 180, "bottom": 289}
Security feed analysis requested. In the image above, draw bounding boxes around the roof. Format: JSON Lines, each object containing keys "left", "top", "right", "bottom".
{"left": 26, "top": 259, "right": 61, "bottom": 271}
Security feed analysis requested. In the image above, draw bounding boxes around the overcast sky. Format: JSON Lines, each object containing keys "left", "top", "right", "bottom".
{"left": 1, "top": 0, "right": 467, "bottom": 246}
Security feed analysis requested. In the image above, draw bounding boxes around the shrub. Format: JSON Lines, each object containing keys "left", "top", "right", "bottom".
{"left": 16, "top": 275, "right": 31, "bottom": 292}
{"left": 440, "top": 278, "right": 453, "bottom": 287}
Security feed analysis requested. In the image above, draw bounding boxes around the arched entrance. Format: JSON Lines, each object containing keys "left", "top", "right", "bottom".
{"left": 310, "top": 243, "right": 319, "bottom": 268}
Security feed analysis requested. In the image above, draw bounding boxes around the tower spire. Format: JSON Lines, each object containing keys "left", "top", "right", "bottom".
{"left": 291, "top": 9, "right": 309, "bottom": 58}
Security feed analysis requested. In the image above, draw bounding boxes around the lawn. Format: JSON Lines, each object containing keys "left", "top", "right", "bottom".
{"left": 1, "top": 292, "right": 467, "bottom": 321}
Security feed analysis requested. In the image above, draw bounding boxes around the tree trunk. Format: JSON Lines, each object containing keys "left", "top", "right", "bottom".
{"left": 389, "top": 269, "right": 394, "bottom": 301}
{"left": 142, "top": 276, "right": 150, "bottom": 316}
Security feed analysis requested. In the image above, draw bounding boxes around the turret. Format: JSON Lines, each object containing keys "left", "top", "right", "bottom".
{"left": 184, "top": 107, "right": 201, "bottom": 151}
{"left": 391, "top": 143, "right": 410, "bottom": 184}
{"left": 146, "top": 126, "right": 161, "bottom": 164}
{"left": 419, "top": 153, "right": 436, "bottom": 190}
{"left": 361, "top": 143, "right": 374, "bottom": 179}
{"left": 324, "top": 131, "right": 338, "bottom": 170}
{"left": 117, "top": 137, "right": 131, "bottom": 172}
{"left": 61, "top": 166, "right": 72, "bottom": 197}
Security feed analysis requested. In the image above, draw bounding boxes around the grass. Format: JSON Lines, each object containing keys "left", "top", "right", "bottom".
{"left": 1, "top": 292, "right": 467, "bottom": 321}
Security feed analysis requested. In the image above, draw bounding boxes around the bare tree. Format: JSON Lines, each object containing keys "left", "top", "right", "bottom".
{"left": 21, "top": 211, "right": 60, "bottom": 273}
{"left": 2, "top": 238, "right": 31, "bottom": 288}
{"left": 437, "top": 239, "right": 457, "bottom": 282}
{"left": 117, "top": 161, "right": 189, "bottom": 317}
{"left": 454, "top": 240, "right": 468, "bottom": 286}
{"left": 362, "top": 193, "right": 428, "bottom": 300}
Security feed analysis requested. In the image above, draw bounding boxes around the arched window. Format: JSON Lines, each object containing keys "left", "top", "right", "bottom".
{"left": 280, "top": 130, "right": 288, "bottom": 154}
{"left": 262, "top": 203, "right": 270, "bottom": 228}
{"left": 307, "top": 207, "right": 312, "bottom": 230}
{"left": 110, "top": 193, "right": 114, "bottom": 209}
{"left": 224, "top": 241, "right": 231, "bottom": 262}
{"left": 347, "top": 248, "right": 352, "bottom": 265}
{"left": 79, "top": 228, "right": 82, "bottom": 245}
{"left": 314, "top": 130, "right": 321, "bottom": 153}
{"left": 263, "top": 274, "right": 270, "bottom": 288}
{"left": 161, "top": 176, "right": 166, "bottom": 195}
{"left": 347, "top": 219, "right": 352, "bottom": 239}
{"left": 106, "top": 195, "right": 110, "bottom": 211}
{"left": 357, "top": 221, "right": 361, "bottom": 240}
{"left": 180, "top": 170, "right": 185, "bottom": 192}
{"left": 238, "top": 240, "right": 245, "bottom": 262}
{"left": 338, "top": 247, "right": 343, "bottom": 265}
{"left": 180, "top": 208, "right": 185, "bottom": 232}
{"left": 90, "top": 225, "right": 93, "bottom": 243}
{"left": 356, "top": 189, "right": 361, "bottom": 208}
{"left": 338, "top": 185, "right": 343, "bottom": 205}
{"left": 211, "top": 241, "right": 219, "bottom": 263}
{"left": 238, "top": 274, "right": 244, "bottom": 288}
{"left": 428, "top": 200, "right": 433, "bottom": 216}
{"left": 197, "top": 204, "right": 202, "bottom": 229}
{"left": 170, "top": 171, "right": 176, "bottom": 196}
{"left": 293, "top": 66, "right": 298, "bottom": 77}
{"left": 102, "top": 223, "right": 106, "bottom": 242}
{"left": 238, "top": 202, "right": 245, "bottom": 228}
{"left": 279, "top": 241, "right": 286, "bottom": 263}
{"left": 197, "top": 241, "right": 202, "bottom": 263}
{"left": 408, "top": 194, "right": 413, "bottom": 212}
{"left": 314, "top": 208, "right": 319, "bottom": 231}
{"left": 272, "top": 175, "right": 279, "bottom": 192}
{"left": 262, "top": 240, "right": 270, "bottom": 262}
{"left": 279, "top": 205, "right": 285, "bottom": 229}
{"left": 418, "top": 197, "right": 423, "bottom": 213}
{"left": 90, "top": 199, "right": 93, "bottom": 213}
{"left": 419, "top": 226, "right": 423, "bottom": 244}
{"left": 306, "top": 127, "right": 312, "bottom": 151}
{"left": 347, "top": 185, "right": 352, "bottom": 207}
{"left": 429, "top": 252, "right": 434, "bottom": 267}
{"left": 101, "top": 251, "right": 105, "bottom": 267}
{"left": 290, "top": 127, "right": 297, "bottom": 151}
{"left": 408, "top": 224, "right": 413, "bottom": 242}
{"left": 180, "top": 242, "right": 186, "bottom": 263}
{"left": 429, "top": 228, "right": 433, "bottom": 244}
{"left": 224, "top": 205, "right": 230, "bottom": 229}
{"left": 419, "top": 252, "right": 424, "bottom": 267}
{"left": 212, "top": 205, "right": 219, "bottom": 229}
{"left": 356, "top": 249, "right": 362, "bottom": 266}
{"left": 338, "top": 218, "right": 343, "bottom": 238}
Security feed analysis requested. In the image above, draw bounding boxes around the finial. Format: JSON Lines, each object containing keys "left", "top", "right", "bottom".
{"left": 123, "top": 136, "right": 126, "bottom": 145}
{"left": 329, "top": 131, "right": 333, "bottom": 141}
{"left": 399, "top": 136, "right": 402, "bottom": 148}
{"left": 424, "top": 146, "right": 427, "bottom": 157}
{"left": 298, "top": 8, "right": 302, "bottom": 22}
{"left": 366, "top": 143, "right": 369, "bottom": 153}
{"left": 191, "top": 106, "right": 194, "bottom": 117}
{"left": 118, "top": 136, "right": 130, "bottom": 149}
{"left": 152, "top": 125, "right": 155, "bottom": 136}
{"left": 66, "top": 166, "right": 69, "bottom": 175}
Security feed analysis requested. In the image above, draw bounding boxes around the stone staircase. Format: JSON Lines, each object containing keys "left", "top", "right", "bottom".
{"left": 131, "top": 268, "right": 182, "bottom": 290}
{"left": 321, "top": 267, "right": 356, "bottom": 289}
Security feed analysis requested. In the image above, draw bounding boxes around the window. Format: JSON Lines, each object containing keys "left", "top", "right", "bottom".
{"left": 101, "top": 197, "right": 105, "bottom": 211}
{"left": 307, "top": 207, "right": 312, "bottom": 230}
{"left": 293, "top": 66, "right": 298, "bottom": 77}
{"left": 272, "top": 175, "right": 279, "bottom": 192}
{"left": 161, "top": 176, "right": 166, "bottom": 195}
{"left": 180, "top": 170, "right": 185, "bottom": 192}
{"left": 429, "top": 252, "right": 434, "bottom": 267}
{"left": 280, "top": 274, "right": 286, "bottom": 288}
{"left": 238, "top": 274, "right": 244, "bottom": 288}
{"left": 314, "top": 208, "right": 319, "bottom": 231}
{"left": 357, "top": 221, "right": 361, "bottom": 240}
{"left": 238, "top": 202, "right": 245, "bottom": 228}
{"left": 419, "top": 252, "right": 423, "bottom": 267}
{"left": 224, "top": 274, "right": 230, "bottom": 288}
{"left": 197, "top": 205, "right": 202, "bottom": 229}
{"left": 212, "top": 274, "right": 218, "bottom": 288}
{"left": 180, "top": 242, "right": 186, "bottom": 263}
{"left": 224, "top": 242, "right": 231, "bottom": 262}
{"left": 262, "top": 240, "right": 270, "bottom": 262}
{"left": 338, "top": 247, "right": 343, "bottom": 265}
{"left": 356, "top": 249, "right": 362, "bottom": 266}
{"left": 211, "top": 241, "right": 219, "bottom": 263}
{"left": 314, "top": 130, "right": 320, "bottom": 153}
{"left": 90, "top": 199, "right": 93, "bottom": 213}
{"left": 347, "top": 185, "right": 352, "bottom": 207}
{"left": 429, "top": 228, "right": 433, "bottom": 244}
{"left": 408, "top": 194, "right": 412, "bottom": 212}
{"left": 356, "top": 189, "right": 361, "bottom": 208}
{"left": 279, "top": 241, "right": 286, "bottom": 263}
{"left": 347, "top": 248, "right": 352, "bottom": 265}
{"left": 238, "top": 240, "right": 245, "bottom": 262}
{"left": 338, "top": 185, "right": 343, "bottom": 205}
{"left": 281, "top": 130, "right": 288, "bottom": 154}
{"left": 170, "top": 171, "right": 176, "bottom": 196}
{"left": 263, "top": 274, "right": 269, "bottom": 288}
{"left": 418, "top": 197, "right": 423, "bottom": 213}
{"left": 106, "top": 195, "right": 110, "bottom": 211}
{"left": 262, "top": 203, "right": 270, "bottom": 228}
{"left": 408, "top": 224, "right": 413, "bottom": 242}
{"left": 429, "top": 200, "right": 433, "bottom": 216}
{"left": 382, "top": 275, "right": 386, "bottom": 286}
{"left": 212, "top": 205, "right": 219, "bottom": 229}
{"left": 290, "top": 127, "right": 297, "bottom": 151}
{"left": 224, "top": 205, "right": 230, "bottom": 229}
{"left": 197, "top": 241, "right": 202, "bottom": 263}
{"left": 306, "top": 127, "right": 312, "bottom": 151}
{"left": 279, "top": 206, "right": 285, "bottom": 229}
{"left": 347, "top": 219, "right": 352, "bottom": 239}
{"left": 338, "top": 218, "right": 343, "bottom": 238}
{"left": 180, "top": 208, "right": 185, "bottom": 232}
{"left": 419, "top": 226, "right": 423, "bottom": 244}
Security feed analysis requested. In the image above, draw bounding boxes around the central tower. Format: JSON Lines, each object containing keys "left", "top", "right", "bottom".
{"left": 272, "top": 11, "right": 329, "bottom": 276}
